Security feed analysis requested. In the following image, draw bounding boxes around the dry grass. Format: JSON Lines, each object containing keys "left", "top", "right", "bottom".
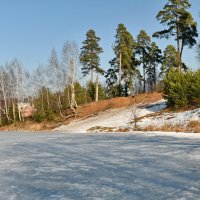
{"left": 143, "top": 120, "right": 200, "bottom": 133}
{"left": 87, "top": 126, "right": 131, "bottom": 133}
{"left": 187, "top": 120, "right": 200, "bottom": 132}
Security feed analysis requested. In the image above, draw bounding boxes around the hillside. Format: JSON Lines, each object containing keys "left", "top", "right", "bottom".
{"left": 1, "top": 91, "right": 199, "bottom": 133}
{"left": 55, "top": 93, "right": 200, "bottom": 133}
{"left": 0, "top": 92, "right": 162, "bottom": 132}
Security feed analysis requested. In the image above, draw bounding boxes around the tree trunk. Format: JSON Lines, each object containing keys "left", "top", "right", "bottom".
{"left": 119, "top": 53, "right": 122, "bottom": 85}
{"left": 176, "top": 16, "right": 182, "bottom": 73}
{"left": 57, "top": 92, "right": 65, "bottom": 118}
{"left": 118, "top": 53, "right": 122, "bottom": 96}
{"left": 46, "top": 89, "right": 50, "bottom": 110}
{"left": 70, "top": 60, "right": 77, "bottom": 109}
{"left": 0, "top": 74, "right": 10, "bottom": 122}
{"left": 129, "top": 76, "right": 134, "bottom": 96}
{"left": 41, "top": 90, "right": 44, "bottom": 111}
{"left": 180, "top": 39, "right": 184, "bottom": 61}
{"left": 12, "top": 99, "right": 16, "bottom": 122}
{"left": 95, "top": 75, "right": 99, "bottom": 102}
{"left": 17, "top": 103, "right": 22, "bottom": 122}
{"left": 125, "top": 72, "right": 129, "bottom": 97}
{"left": 91, "top": 66, "right": 94, "bottom": 83}
{"left": 142, "top": 51, "right": 146, "bottom": 93}
{"left": 143, "top": 64, "right": 146, "bottom": 93}
{"left": 153, "top": 64, "right": 156, "bottom": 91}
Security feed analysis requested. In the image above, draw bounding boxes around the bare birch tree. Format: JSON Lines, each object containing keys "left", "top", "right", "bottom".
{"left": 62, "top": 41, "right": 79, "bottom": 113}
{"left": 49, "top": 48, "right": 66, "bottom": 117}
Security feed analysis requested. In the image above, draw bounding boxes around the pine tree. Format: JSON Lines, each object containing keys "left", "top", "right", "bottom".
{"left": 105, "top": 58, "right": 119, "bottom": 97}
{"left": 153, "top": 0, "right": 198, "bottom": 73}
{"left": 160, "top": 45, "right": 187, "bottom": 77}
{"left": 86, "top": 81, "right": 105, "bottom": 102}
{"left": 160, "top": 45, "right": 179, "bottom": 77}
{"left": 146, "top": 42, "right": 162, "bottom": 92}
{"left": 113, "top": 23, "right": 135, "bottom": 96}
{"left": 136, "top": 30, "right": 151, "bottom": 93}
{"left": 162, "top": 68, "right": 200, "bottom": 108}
{"left": 80, "top": 29, "right": 103, "bottom": 82}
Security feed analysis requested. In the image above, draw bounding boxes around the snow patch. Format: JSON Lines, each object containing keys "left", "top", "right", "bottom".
{"left": 55, "top": 100, "right": 167, "bottom": 133}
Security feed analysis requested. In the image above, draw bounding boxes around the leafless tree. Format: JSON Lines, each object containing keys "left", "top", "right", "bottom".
{"left": 62, "top": 41, "right": 79, "bottom": 114}
{"left": 49, "top": 48, "right": 66, "bottom": 117}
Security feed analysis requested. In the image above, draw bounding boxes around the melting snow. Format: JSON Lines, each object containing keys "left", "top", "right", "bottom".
{"left": 55, "top": 99, "right": 200, "bottom": 133}
{"left": 55, "top": 100, "right": 167, "bottom": 133}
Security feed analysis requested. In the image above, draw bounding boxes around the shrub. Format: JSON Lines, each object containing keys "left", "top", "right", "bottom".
{"left": 45, "top": 109, "right": 55, "bottom": 121}
{"left": 32, "top": 109, "right": 46, "bottom": 122}
{"left": 162, "top": 68, "right": 200, "bottom": 108}
{"left": 86, "top": 81, "right": 106, "bottom": 102}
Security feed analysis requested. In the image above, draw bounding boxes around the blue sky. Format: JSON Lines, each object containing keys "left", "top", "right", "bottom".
{"left": 0, "top": 0, "right": 199, "bottom": 74}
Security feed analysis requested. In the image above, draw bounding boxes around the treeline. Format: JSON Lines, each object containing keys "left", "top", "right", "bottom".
{"left": 0, "top": 0, "right": 199, "bottom": 125}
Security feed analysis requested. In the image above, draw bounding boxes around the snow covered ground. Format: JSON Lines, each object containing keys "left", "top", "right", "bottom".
{"left": 55, "top": 100, "right": 167, "bottom": 133}
{"left": 137, "top": 106, "right": 200, "bottom": 129}
{"left": 0, "top": 131, "right": 200, "bottom": 199}
{"left": 55, "top": 99, "right": 200, "bottom": 133}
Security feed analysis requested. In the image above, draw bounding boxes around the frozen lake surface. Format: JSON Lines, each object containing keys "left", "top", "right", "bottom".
{"left": 0, "top": 131, "right": 200, "bottom": 199}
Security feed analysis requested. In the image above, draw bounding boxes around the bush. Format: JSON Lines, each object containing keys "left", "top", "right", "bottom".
{"left": 45, "top": 109, "right": 55, "bottom": 121}
{"left": 32, "top": 109, "right": 46, "bottom": 122}
{"left": 86, "top": 81, "right": 106, "bottom": 102}
{"left": 162, "top": 68, "right": 200, "bottom": 108}
{"left": 74, "top": 82, "right": 87, "bottom": 105}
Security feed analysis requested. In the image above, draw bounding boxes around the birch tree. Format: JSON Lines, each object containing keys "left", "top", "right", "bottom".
{"left": 49, "top": 48, "right": 65, "bottom": 117}
{"left": 62, "top": 41, "right": 79, "bottom": 112}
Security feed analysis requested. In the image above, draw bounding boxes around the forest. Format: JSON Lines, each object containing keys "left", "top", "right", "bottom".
{"left": 0, "top": 0, "right": 200, "bottom": 126}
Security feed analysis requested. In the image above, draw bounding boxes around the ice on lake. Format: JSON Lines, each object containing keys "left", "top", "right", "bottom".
{"left": 0, "top": 131, "right": 200, "bottom": 200}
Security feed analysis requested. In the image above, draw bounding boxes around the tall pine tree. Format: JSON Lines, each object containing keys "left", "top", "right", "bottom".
{"left": 80, "top": 29, "right": 103, "bottom": 82}
{"left": 160, "top": 45, "right": 187, "bottom": 77}
{"left": 136, "top": 30, "right": 151, "bottom": 93}
{"left": 113, "top": 24, "right": 135, "bottom": 96}
{"left": 153, "top": 0, "right": 198, "bottom": 73}
{"left": 146, "top": 42, "right": 162, "bottom": 92}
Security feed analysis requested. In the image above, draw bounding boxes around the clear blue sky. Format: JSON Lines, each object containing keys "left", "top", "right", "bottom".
{"left": 0, "top": 0, "right": 200, "bottom": 73}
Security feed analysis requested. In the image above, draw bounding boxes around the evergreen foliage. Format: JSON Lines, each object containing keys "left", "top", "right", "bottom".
{"left": 160, "top": 45, "right": 187, "bottom": 77}
{"left": 163, "top": 68, "right": 200, "bottom": 108}
{"left": 136, "top": 30, "right": 151, "bottom": 92}
{"left": 105, "top": 58, "right": 119, "bottom": 97}
{"left": 113, "top": 24, "right": 136, "bottom": 96}
{"left": 160, "top": 45, "right": 179, "bottom": 77}
{"left": 80, "top": 29, "right": 103, "bottom": 82}
{"left": 153, "top": 0, "right": 198, "bottom": 72}
{"left": 86, "top": 81, "right": 106, "bottom": 102}
{"left": 146, "top": 42, "right": 162, "bottom": 92}
{"left": 74, "top": 82, "right": 88, "bottom": 105}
